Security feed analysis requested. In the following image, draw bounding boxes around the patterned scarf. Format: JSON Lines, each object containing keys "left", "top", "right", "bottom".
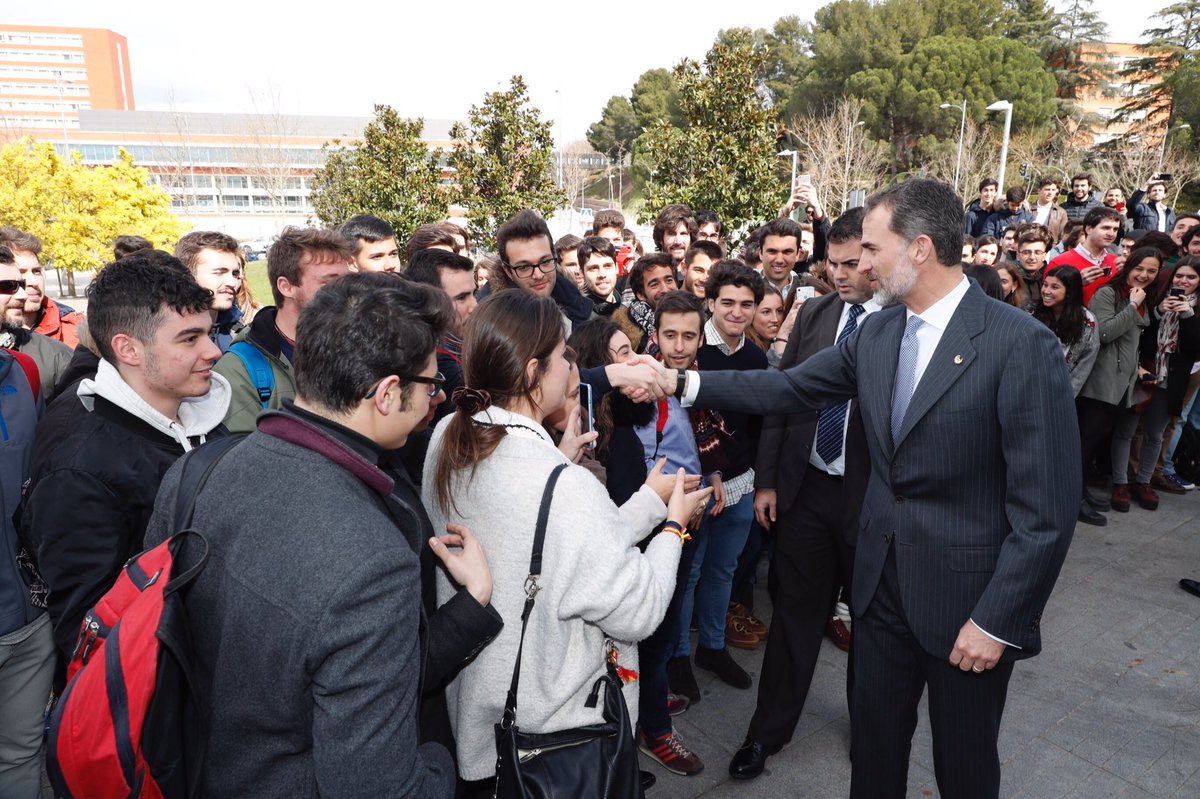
{"left": 627, "top": 299, "right": 656, "bottom": 341}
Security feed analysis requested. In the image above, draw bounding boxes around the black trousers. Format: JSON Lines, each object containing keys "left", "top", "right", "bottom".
{"left": 1077, "top": 396, "right": 1120, "bottom": 490}
{"left": 849, "top": 547, "right": 1014, "bottom": 799}
{"left": 747, "top": 466, "right": 855, "bottom": 746}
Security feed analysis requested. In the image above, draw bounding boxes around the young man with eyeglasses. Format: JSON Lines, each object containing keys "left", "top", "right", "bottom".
{"left": 142, "top": 274, "right": 483, "bottom": 796}
{"left": 487, "top": 210, "right": 594, "bottom": 329}
{"left": 1014, "top": 226, "right": 1055, "bottom": 299}
{"left": 0, "top": 246, "right": 72, "bottom": 402}
{"left": 695, "top": 210, "right": 724, "bottom": 244}
{"left": 174, "top": 230, "right": 247, "bottom": 352}
{"left": 213, "top": 227, "right": 352, "bottom": 433}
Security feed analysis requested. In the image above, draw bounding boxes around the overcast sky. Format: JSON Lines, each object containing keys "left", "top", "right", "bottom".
{"left": 11, "top": 0, "right": 1164, "bottom": 143}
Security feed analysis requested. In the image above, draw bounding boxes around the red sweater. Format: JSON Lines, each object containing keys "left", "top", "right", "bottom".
{"left": 1047, "top": 249, "right": 1118, "bottom": 306}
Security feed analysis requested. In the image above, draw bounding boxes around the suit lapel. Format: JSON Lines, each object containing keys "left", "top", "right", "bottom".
{"left": 893, "top": 285, "right": 986, "bottom": 450}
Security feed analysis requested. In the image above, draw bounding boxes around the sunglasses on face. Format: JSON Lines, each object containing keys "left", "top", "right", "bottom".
{"left": 0, "top": 279, "right": 26, "bottom": 293}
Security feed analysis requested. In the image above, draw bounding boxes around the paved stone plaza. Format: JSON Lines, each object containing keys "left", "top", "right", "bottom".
{"left": 648, "top": 491, "right": 1200, "bottom": 798}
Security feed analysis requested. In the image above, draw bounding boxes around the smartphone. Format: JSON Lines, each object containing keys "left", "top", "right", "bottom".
{"left": 1169, "top": 287, "right": 1185, "bottom": 297}
{"left": 579, "top": 382, "right": 595, "bottom": 449}
{"left": 795, "top": 286, "right": 817, "bottom": 302}
{"left": 796, "top": 174, "right": 812, "bottom": 186}
{"left": 1157, "top": 173, "right": 1173, "bottom": 182}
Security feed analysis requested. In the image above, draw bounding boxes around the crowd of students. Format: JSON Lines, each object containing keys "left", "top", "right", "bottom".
{"left": 0, "top": 168, "right": 1198, "bottom": 798}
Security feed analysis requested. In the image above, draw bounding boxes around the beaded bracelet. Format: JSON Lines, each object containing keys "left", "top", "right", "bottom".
{"left": 662, "top": 521, "right": 691, "bottom": 544}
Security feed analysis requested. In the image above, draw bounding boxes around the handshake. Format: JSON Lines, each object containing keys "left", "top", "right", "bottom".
{"left": 607, "top": 355, "right": 678, "bottom": 403}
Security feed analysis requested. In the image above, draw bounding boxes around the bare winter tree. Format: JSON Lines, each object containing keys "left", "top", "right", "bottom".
{"left": 920, "top": 119, "right": 1001, "bottom": 202}
{"left": 242, "top": 85, "right": 303, "bottom": 228}
{"left": 558, "top": 139, "right": 608, "bottom": 213}
{"left": 789, "top": 96, "right": 890, "bottom": 217}
{"left": 146, "top": 92, "right": 203, "bottom": 215}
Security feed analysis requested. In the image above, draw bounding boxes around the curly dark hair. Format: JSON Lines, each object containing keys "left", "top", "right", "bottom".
{"left": 295, "top": 272, "right": 451, "bottom": 414}
{"left": 87, "top": 252, "right": 212, "bottom": 364}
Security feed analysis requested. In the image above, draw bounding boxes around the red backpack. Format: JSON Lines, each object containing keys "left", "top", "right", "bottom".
{"left": 46, "top": 436, "right": 239, "bottom": 799}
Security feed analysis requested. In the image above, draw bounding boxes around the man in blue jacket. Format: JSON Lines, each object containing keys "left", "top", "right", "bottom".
{"left": 0, "top": 347, "right": 51, "bottom": 799}
{"left": 1128, "top": 175, "right": 1178, "bottom": 233}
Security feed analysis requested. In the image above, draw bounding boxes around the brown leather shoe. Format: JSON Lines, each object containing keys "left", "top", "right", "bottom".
{"left": 1133, "top": 482, "right": 1159, "bottom": 510}
{"left": 825, "top": 616, "right": 851, "bottom": 652}
{"left": 1111, "top": 483, "right": 1131, "bottom": 512}
{"left": 728, "top": 602, "right": 767, "bottom": 639}
{"left": 725, "top": 614, "right": 760, "bottom": 650}
{"left": 1151, "top": 474, "right": 1186, "bottom": 495}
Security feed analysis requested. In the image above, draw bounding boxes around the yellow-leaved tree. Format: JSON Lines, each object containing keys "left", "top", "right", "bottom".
{"left": 0, "top": 138, "right": 188, "bottom": 294}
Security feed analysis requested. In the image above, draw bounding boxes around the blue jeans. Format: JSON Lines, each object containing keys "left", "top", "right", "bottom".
{"left": 638, "top": 535, "right": 699, "bottom": 740}
{"left": 1163, "top": 373, "right": 1200, "bottom": 477}
{"left": 674, "top": 490, "right": 756, "bottom": 655}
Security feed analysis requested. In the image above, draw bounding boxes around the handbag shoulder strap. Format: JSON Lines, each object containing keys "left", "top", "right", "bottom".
{"left": 501, "top": 463, "right": 569, "bottom": 730}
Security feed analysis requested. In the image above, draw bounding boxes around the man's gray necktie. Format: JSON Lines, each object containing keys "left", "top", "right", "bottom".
{"left": 890, "top": 315, "right": 925, "bottom": 445}
{"left": 814, "top": 304, "right": 865, "bottom": 464}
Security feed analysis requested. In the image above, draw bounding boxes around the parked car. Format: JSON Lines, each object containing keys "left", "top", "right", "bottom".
{"left": 241, "top": 238, "right": 274, "bottom": 261}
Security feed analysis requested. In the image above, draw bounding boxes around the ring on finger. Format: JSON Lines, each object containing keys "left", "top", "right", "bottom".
{"left": 972, "top": 665, "right": 984, "bottom": 673}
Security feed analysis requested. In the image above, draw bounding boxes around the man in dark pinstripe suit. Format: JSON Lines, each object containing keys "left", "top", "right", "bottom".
{"left": 669, "top": 179, "right": 1079, "bottom": 798}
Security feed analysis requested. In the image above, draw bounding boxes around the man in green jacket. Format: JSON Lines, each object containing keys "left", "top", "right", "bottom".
{"left": 213, "top": 227, "right": 352, "bottom": 432}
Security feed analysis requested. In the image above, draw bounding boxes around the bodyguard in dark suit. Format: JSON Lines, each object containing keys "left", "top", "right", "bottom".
{"left": 673, "top": 179, "right": 1078, "bottom": 798}
{"left": 730, "top": 209, "right": 880, "bottom": 780}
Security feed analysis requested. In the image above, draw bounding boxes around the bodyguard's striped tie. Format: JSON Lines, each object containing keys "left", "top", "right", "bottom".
{"left": 891, "top": 315, "right": 925, "bottom": 445}
{"left": 814, "top": 304, "right": 865, "bottom": 464}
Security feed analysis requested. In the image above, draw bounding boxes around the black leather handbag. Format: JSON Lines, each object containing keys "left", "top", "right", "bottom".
{"left": 492, "top": 463, "right": 644, "bottom": 799}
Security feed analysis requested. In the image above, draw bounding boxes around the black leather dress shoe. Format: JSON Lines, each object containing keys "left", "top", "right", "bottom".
{"left": 728, "top": 736, "right": 782, "bottom": 780}
{"left": 1078, "top": 500, "right": 1107, "bottom": 527}
{"left": 1180, "top": 578, "right": 1200, "bottom": 599}
{"left": 640, "top": 769, "right": 657, "bottom": 791}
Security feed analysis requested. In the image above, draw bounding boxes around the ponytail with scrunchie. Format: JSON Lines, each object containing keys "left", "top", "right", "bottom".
{"left": 452, "top": 386, "right": 492, "bottom": 416}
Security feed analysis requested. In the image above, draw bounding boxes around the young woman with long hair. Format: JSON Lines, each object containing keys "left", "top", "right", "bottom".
{"left": 1076, "top": 248, "right": 1164, "bottom": 522}
{"left": 567, "top": 318, "right": 632, "bottom": 466}
{"left": 1118, "top": 257, "right": 1200, "bottom": 504}
{"left": 972, "top": 235, "right": 1000, "bottom": 265}
{"left": 746, "top": 285, "right": 793, "bottom": 366}
{"left": 424, "top": 290, "right": 711, "bottom": 793}
{"left": 996, "top": 263, "right": 1030, "bottom": 310}
{"left": 1032, "top": 266, "right": 1099, "bottom": 396}
{"left": 1152, "top": 256, "right": 1200, "bottom": 492}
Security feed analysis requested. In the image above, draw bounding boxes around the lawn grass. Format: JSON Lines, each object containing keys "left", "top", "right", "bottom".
{"left": 245, "top": 259, "right": 272, "bottom": 308}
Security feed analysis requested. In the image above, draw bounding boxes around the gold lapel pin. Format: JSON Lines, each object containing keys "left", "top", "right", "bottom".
{"left": 954, "top": 355, "right": 964, "bottom": 365}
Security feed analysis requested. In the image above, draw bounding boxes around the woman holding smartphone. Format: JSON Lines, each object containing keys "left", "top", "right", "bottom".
{"left": 1076, "top": 248, "right": 1164, "bottom": 522}
{"left": 426, "top": 291, "right": 712, "bottom": 794}
{"left": 1123, "top": 257, "right": 1200, "bottom": 501}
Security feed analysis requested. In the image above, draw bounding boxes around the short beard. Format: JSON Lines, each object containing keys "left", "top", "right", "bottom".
{"left": 873, "top": 256, "right": 918, "bottom": 307}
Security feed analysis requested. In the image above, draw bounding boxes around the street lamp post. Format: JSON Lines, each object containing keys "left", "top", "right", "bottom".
{"left": 53, "top": 70, "right": 73, "bottom": 156}
{"left": 777, "top": 149, "right": 798, "bottom": 190}
{"left": 555, "top": 89, "right": 564, "bottom": 190}
{"left": 1158, "top": 122, "right": 1192, "bottom": 171}
{"left": 777, "top": 149, "right": 798, "bottom": 219}
{"left": 842, "top": 120, "right": 864, "bottom": 213}
{"left": 940, "top": 100, "right": 967, "bottom": 195}
{"left": 986, "top": 100, "right": 1013, "bottom": 197}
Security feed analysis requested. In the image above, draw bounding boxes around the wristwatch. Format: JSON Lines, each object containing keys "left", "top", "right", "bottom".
{"left": 674, "top": 370, "right": 688, "bottom": 401}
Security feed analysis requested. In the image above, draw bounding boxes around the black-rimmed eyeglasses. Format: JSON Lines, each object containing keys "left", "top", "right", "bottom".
{"left": 503, "top": 254, "right": 559, "bottom": 278}
{"left": 364, "top": 372, "right": 446, "bottom": 400}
